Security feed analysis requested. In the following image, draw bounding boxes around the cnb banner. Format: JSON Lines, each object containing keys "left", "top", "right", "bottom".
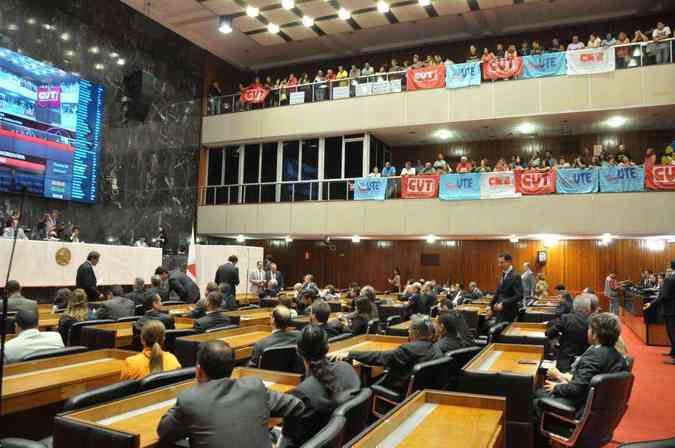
{"left": 406, "top": 65, "right": 446, "bottom": 91}
{"left": 354, "top": 177, "right": 387, "bottom": 201}
{"left": 445, "top": 62, "right": 481, "bottom": 89}
{"left": 439, "top": 173, "right": 481, "bottom": 200}
{"left": 566, "top": 48, "right": 615, "bottom": 75}
{"left": 240, "top": 85, "right": 270, "bottom": 104}
{"left": 515, "top": 170, "right": 556, "bottom": 195}
{"left": 646, "top": 164, "right": 675, "bottom": 190}
{"left": 522, "top": 53, "right": 566, "bottom": 79}
{"left": 480, "top": 172, "right": 520, "bottom": 199}
{"left": 401, "top": 175, "right": 440, "bottom": 199}
{"left": 556, "top": 168, "right": 599, "bottom": 194}
{"left": 599, "top": 166, "right": 645, "bottom": 192}
{"left": 482, "top": 57, "right": 524, "bottom": 81}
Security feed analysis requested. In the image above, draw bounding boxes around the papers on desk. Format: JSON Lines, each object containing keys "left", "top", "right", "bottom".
{"left": 97, "top": 398, "right": 177, "bottom": 425}
{"left": 377, "top": 403, "right": 438, "bottom": 448}
{"left": 478, "top": 350, "right": 503, "bottom": 371}
{"left": 540, "top": 360, "right": 556, "bottom": 370}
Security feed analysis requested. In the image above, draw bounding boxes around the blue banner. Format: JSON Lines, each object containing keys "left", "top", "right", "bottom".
{"left": 445, "top": 62, "right": 481, "bottom": 89}
{"left": 555, "top": 168, "right": 599, "bottom": 194}
{"left": 522, "top": 53, "right": 566, "bottom": 79}
{"left": 439, "top": 173, "right": 481, "bottom": 200}
{"left": 599, "top": 165, "right": 645, "bottom": 192}
{"left": 354, "top": 177, "right": 387, "bottom": 201}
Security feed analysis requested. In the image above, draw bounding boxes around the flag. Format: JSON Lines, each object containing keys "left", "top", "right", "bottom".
{"left": 186, "top": 229, "right": 197, "bottom": 281}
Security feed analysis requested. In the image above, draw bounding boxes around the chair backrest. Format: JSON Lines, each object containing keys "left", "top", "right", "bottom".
{"left": 458, "top": 310, "right": 479, "bottom": 337}
{"left": 376, "top": 305, "right": 403, "bottom": 323}
{"left": 3, "top": 315, "right": 16, "bottom": 333}
{"left": 576, "top": 372, "right": 634, "bottom": 447}
{"left": 135, "top": 304, "right": 144, "bottom": 316}
{"left": 206, "top": 324, "right": 239, "bottom": 333}
{"left": 238, "top": 304, "right": 259, "bottom": 310}
{"left": 487, "top": 321, "right": 509, "bottom": 344}
{"left": 117, "top": 316, "right": 141, "bottom": 323}
{"left": 300, "top": 415, "right": 346, "bottom": 448}
{"left": 333, "top": 388, "right": 372, "bottom": 443}
{"left": 21, "top": 346, "right": 88, "bottom": 362}
{"left": 67, "top": 319, "right": 114, "bottom": 346}
{"left": 138, "top": 367, "right": 197, "bottom": 392}
{"left": 327, "top": 333, "right": 354, "bottom": 343}
{"left": 385, "top": 315, "right": 401, "bottom": 328}
{"left": 445, "top": 346, "right": 482, "bottom": 390}
{"left": 63, "top": 380, "right": 140, "bottom": 411}
{"left": 164, "top": 329, "right": 197, "bottom": 353}
{"left": 161, "top": 301, "right": 186, "bottom": 306}
{"left": 0, "top": 438, "right": 49, "bottom": 448}
{"left": 259, "top": 344, "right": 303, "bottom": 373}
{"left": 366, "top": 319, "right": 380, "bottom": 335}
{"left": 408, "top": 356, "right": 453, "bottom": 395}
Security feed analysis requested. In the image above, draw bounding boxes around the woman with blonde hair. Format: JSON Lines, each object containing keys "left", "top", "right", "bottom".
{"left": 58, "top": 288, "right": 94, "bottom": 343}
{"left": 120, "top": 320, "right": 181, "bottom": 380}
{"left": 535, "top": 273, "right": 549, "bottom": 300}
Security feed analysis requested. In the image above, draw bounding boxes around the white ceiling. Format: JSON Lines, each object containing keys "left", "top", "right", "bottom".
{"left": 121, "top": 0, "right": 673, "bottom": 71}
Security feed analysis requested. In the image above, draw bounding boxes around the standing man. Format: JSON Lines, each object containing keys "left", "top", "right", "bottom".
{"left": 490, "top": 253, "right": 523, "bottom": 323}
{"left": 604, "top": 272, "right": 621, "bottom": 316}
{"left": 156, "top": 266, "right": 200, "bottom": 303}
{"left": 249, "top": 261, "right": 266, "bottom": 298}
{"left": 521, "top": 262, "right": 536, "bottom": 301}
{"left": 645, "top": 260, "right": 675, "bottom": 365}
{"left": 76, "top": 251, "right": 102, "bottom": 301}
{"left": 215, "top": 255, "right": 239, "bottom": 299}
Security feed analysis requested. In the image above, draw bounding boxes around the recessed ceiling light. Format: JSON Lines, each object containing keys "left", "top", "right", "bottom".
{"left": 26, "top": 18, "right": 36, "bottom": 25}
{"left": 65, "top": 50, "right": 75, "bottom": 57}
{"left": 351, "top": 235, "right": 361, "bottom": 243}
{"left": 94, "top": 63, "right": 105, "bottom": 70}
{"left": 116, "top": 58, "right": 126, "bottom": 66}
{"left": 434, "top": 129, "right": 452, "bottom": 140}
{"left": 377, "top": 1, "right": 390, "bottom": 13}
{"left": 43, "top": 24, "right": 53, "bottom": 30}
{"left": 338, "top": 8, "right": 351, "bottom": 20}
{"left": 426, "top": 234, "right": 438, "bottom": 244}
{"left": 109, "top": 52, "right": 119, "bottom": 58}
{"left": 606, "top": 116, "right": 627, "bottom": 128}
{"left": 509, "top": 235, "right": 519, "bottom": 243}
{"left": 284, "top": 236, "right": 293, "bottom": 243}
{"left": 302, "top": 16, "right": 314, "bottom": 27}
{"left": 246, "top": 6, "right": 259, "bottom": 17}
{"left": 89, "top": 46, "right": 99, "bottom": 54}
{"left": 59, "top": 32, "right": 70, "bottom": 41}
{"left": 236, "top": 234, "right": 246, "bottom": 243}
{"left": 419, "top": 0, "right": 431, "bottom": 6}
{"left": 282, "top": 0, "right": 295, "bottom": 10}
{"left": 517, "top": 122, "right": 536, "bottom": 134}
{"left": 7, "top": 24, "right": 18, "bottom": 31}
{"left": 268, "top": 23, "right": 280, "bottom": 33}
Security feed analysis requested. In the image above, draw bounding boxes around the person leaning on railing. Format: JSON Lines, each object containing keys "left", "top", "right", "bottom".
{"left": 652, "top": 21, "right": 673, "bottom": 64}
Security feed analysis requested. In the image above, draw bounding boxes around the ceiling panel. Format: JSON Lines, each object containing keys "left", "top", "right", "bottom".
{"left": 282, "top": 24, "right": 320, "bottom": 40}
{"left": 433, "top": 0, "right": 472, "bottom": 15}
{"left": 201, "top": 0, "right": 243, "bottom": 15}
{"left": 353, "top": 11, "right": 389, "bottom": 28}
{"left": 234, "top": 15, "right": 265, "bottom": 32}
{"left": 314, "top": 18, "right": 353, "bottom": 34}
{"left": 296, "top": 1, "right": 337, "bottom": 18}
{"left": 248, "top": 0, "right": 285, "bottom": 7}
{"left": 392, "top": 4, "right": 430, "bottom": 22}
{"left": 478, "top": 0, "right": 519, "bottom": 9}
{"left": 339, "top": 0, "right": 375, "bottom": 11}
{"left": 262, "top": 8, "right": 300, "bottom": 25}
{"left": 250, "top": 31, "right": 288, "bottom": 45}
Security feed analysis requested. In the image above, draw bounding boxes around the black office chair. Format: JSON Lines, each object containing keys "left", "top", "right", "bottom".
{"left": 117, "top": 316, "right": 141, "bottom": 323}
{"left": 238, "top": 304, "right": 260, "bottom": 310}
{"left": 366, "top": 319, "right": 380, "bottom": 335}
{"left": 487, "top": 321, "right": 509, "bottom": 344}
{"left": 162, "top": 301, "right": 186, "bottom": 306}
{"left": 135, "top": 304, "right": 144, "bottom": 316}
{"left": 206, "top": 324, "right": 239, "bottom": 333}
{"left": 63, "top": 380, "right": 141, "bottom": 412}
{"left": 67, "top": 320, "right": 114, "bottom": 346}
{"left": 538, "top": 371, "right": 635, "bottom": 448}
{"left": 0, "top": 439, "right": 47, "bottom": 448}
{"left": 384, "top": 315, "right": 401, "bottom": 332}
{"left": 4, "top": 314, "right": 16, "bottom": 333}
{"left": 333, "top": 388, "right": 373, "bottom": 443}
{"left": 617, "top": 438, "right": 675, "bottom": 447}
{"left": 327, "top": 333, "right": 354, "bottom": 343}
{"left": 138, "top": 367, "right": 197, "bottom": 392}
{"left": 445, "top": 346, "right": 482, "bottom": 390}
{"left": 164, "top": 329, "right": 197, "bottom": 353}
{"left": 20, "top": 346, "right": 88, "bottom": 362}
{"left": 259, "top": 344, "right": 303, "bottom": 373}
{"left": 458, "top": 309, "right": 480, "bottom": 338}
{"left": 376, "top": 304, "right": 404, "bottom": 324}
{"left": 371, "top": 356, "right": 452, "bottom": 417}
{"left": 299, "top": 415, "right": 346, "bottom": 448}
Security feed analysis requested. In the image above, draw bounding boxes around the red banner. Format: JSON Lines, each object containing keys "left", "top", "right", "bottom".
{"left": 240, "top": 85, "right": 270, "bottom": 104}
{"left": 401, "top": 175, "right": 440, "bottom": 199}
{"left": 482, "top": 57, "right": 524, "bottom": 81}
{"left": 515, "top": 170, "right": 556, "bottom": 195}
{"left": 406, "top": 65, "right": 446, "bottom": 91}
{"left": 646, "top": 164, "right": 675, "bottom": 190}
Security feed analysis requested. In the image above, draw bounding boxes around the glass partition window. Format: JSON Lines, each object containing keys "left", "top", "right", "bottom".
{"left": 261, "top": 143, "right": 278, "bottom": 182}
{"left": 223, "top": 146, "right": 240, "bottom": 185}
{"left": 345, "top": 139, "right": 364, "bottom": 179}
{"left": 283, "top": 141, "right": 300, "bottom": 181}
{"left": 244, "top": 144, "right": 260, "bottom": 184}
{"left": 324, "top": 137, "right": 342, "bottom": 179}
{"left": 207, "top": 148, "right": 223, "bottom": 186}
{"left": 301, "top": 139, "right": 319, "bottom": 180}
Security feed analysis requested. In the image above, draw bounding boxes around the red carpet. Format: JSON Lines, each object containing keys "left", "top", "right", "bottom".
{"left": 607, "top": 325, "right": 675, "bottom": 446}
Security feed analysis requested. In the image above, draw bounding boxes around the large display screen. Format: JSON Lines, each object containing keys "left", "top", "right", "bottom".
{"left": 0, "top": 47, "right": 105, "bottom": 203}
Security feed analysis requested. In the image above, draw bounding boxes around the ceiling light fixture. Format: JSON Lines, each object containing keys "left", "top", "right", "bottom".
{"left": 419, "top": 0, "right": 431, "bottom": 6}
{"left": 509, "top": 235, "right": 519, "bottom": 244}
{"left": 377, "top": 1, "right": 390, "bottom": 13}
{"left": 7, "top": 24, "right": 18, "bottom": 31}
{"left": 65, "top": 50, "right": 75, "bottom": 57}
{"left": 26, "top": 18, "right": 36, "bottom": 25}
{"left": 59, "top": 32, "right": 70, "bottom": 41}
{"left": 338, "top": 8, "right": 351, "bottom": 20}
{"left": 517, "top": 122, "right": 536, "bottom": 134}
{"left": 284, "top": 236, "right": 293, "bottom": 243}
{"left": 89, "top": 46, "right": 99, "bottom": 54}
{"left": 94, "top": 63, "right": 105, "bottom": 70}
{"left": 600, "top": 233, "right": 613, "bottom": 245}
{"left": 434, "top": 129, "right": 452, "bottom": 140}
{"left": 268, "top": 23, "right": 280, "bottom": 33}
{"left": 218, "top": 15, "right": 233, "bottom": 33}
{"left": 282, "top": 0, "right": 295, "bottom": 10}
{"left": 236, "top": 234, "right": 246, "bottom": 243}
{"left": 646, "top": 239, "right": 665, "bottom": 252}
{"left": 302, "top": 15, "right": 314, "bottom": 27}
{"left": 246, "top": 5, "right": 260, "bottom": 17}
{"left": 109, "top": 52, "right": 119, "bottom": 58}
{"left": 606, "top": 116, "right": 627, "bottom": 128}
{"left": 351, "top": 235, "right": 361, "bottom": 243}
{"left": 116, "top": 58, "right": 126, "bottom": 66}
{"left": 426, "top": 234, "right": 438, "bottom": 244}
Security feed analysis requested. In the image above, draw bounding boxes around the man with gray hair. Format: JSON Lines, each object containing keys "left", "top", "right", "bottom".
{"left": 545, "top": 294, "right": 592, "bottom": 372}
{"left": 145, "top": 274, "right": 168, "bottom": 303}
{"left": 521, "top": 262, "right": 536, "bottom": 300}
{"left": 126, "top": 277, "right": 147, "bottom": 306}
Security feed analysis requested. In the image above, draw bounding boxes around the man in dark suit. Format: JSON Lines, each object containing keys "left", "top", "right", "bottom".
{"left": 193, "top": 292, "right": 236, "bottom": 333}
{"left": 134, "top": 293, "right": 175, "bottom": 332}
{"left": 215, "top": 255, "right": 239, "bottom": 298}
{"left": 405, "top": 283, "right": 425, "bottom": 317}
{"left": 6, "top": 280, "right": 37, "bottom": 314}
{"left": 490, "top": 253, "right": 523, "bottom": 322}
{"left": 645, "top": 260, "right": 675, "bottom": 364}
{"left": 310, "top": 301, "right": 350, "bottom": 338}
{"left": 95, "top": 286, "right": 135, "bottom": 320}
{"left": 247, "top": 305, "right": 300, "bottom": 367}
{"left": 157, "top": 340, "right": 305, "bottom": 448}
{"left": 219, "top": 283, "right": 238, "bottom": 311}
{"left": 76, "top": 251, "right": 101, "bottom": 301}
{"left": 145, "top": 275, "right": 169, "bottom": 303}
{"left": 546, "top": 294, "right": 591, "bottom": 372}
{"left": 156, "top": 266, "right": 200, "bottom": 303}
{"left": 126, "top": 277, "right": 147, "bottom": 306}
{"left": 186, "top": 282, "right": 220, "bottom": 319}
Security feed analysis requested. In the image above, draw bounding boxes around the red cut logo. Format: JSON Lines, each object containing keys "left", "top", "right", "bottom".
{"left": 401, "top": 175, "right": 440, "bottom": 199}
{"left": 515, "top": 170, "right": 556, "bottom": 195}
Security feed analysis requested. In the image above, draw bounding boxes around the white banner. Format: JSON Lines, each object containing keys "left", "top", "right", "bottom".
{"left": 565, "top": 47, "right": 615, "bottom": 75}
{"left": 332, "top": 86, "right": 350, "bottom": 99}
{"left": 480, "top": 171, "right": 521, "bottom": 199}
{"left": 355, "top": 83, "right": 372, "bottom": 97}
{"left": 371, "top": 80, "right": 391, "bottom": 95}
{"left": 390, "top": 79, "right": 402, "bottom": 93}
{"left": 289, "top": 91, "right": 305, "bottom": 105}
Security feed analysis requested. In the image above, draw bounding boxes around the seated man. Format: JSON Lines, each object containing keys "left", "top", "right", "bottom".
{"left": 96, "top": 286, "right": 136, "bottom": 320}
{"left": 134, "top": 293, "right": 175, "bottom": 332}
{"left": 466, "top": 281, "right": 483, "bottom": 302}
{"left": 4, "top": 309, "right": 64, "bottom": 363}
{"left": 260, "top": 279, "right": 280, "bottom": 299}
{"left": 405, "top": 282, "right": 425, "bottom": 316}
{"left": 145, "top": 274, "right": 169, "bottom": 303}
{"left": 193, "top": 292, "right": 236, "bottom": 333}
{"left": 331, "top": 315, "right": 443, "bottom": 394}
{"left": 554, "top": 286, "right": 574, "bottom": 317}
{"left": 310, "top": 300, "right": 350, "bottom": 338}
{"left": 535, "top": 313, "right": 628, "bottom": 417}
{"left": 6, "top": 280, "right": 38, "bottom": 314}
{"left": 126, "top": 277, "right": 147, "bottom": 306}
{"left": 186, "top": 282, "right": 220, "bottom": 319}
{"left": 545, "top": 294, "right": 591, "bottom": 372}
{"left": 247, "top": 305, "right": 300, "bottom": 367}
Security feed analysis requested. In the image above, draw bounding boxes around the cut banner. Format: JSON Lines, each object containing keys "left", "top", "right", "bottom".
{"left": 439, "top": 173, "right": 481, "bottom": 200}
{"left": 515, "top": 170, "right": 556, "bottom": 195}
{"left": 240, "top": 84, "right": 270, "bottom": 104}
{"left": 598, "top": 166, "right": 645, "bottom": 192}
{"left": 556, "top": 168, "right": 599, "bottom": 194}
{"left": 406, "top": 65, "right": 446, "bottom": 91}
{"left": 482, "top": 57, "right": 524, "bottom": 81}
{"left": 645, "top": 164, "right": 675, "bottom": 190}
{"left": 445, "top": 62, "right": 481, "bottom": 89}
{"left": 353, "top": 177, "right": 388, "bottom": 200}
{"left": 566, "top": 47, "right": 615, "bottom": 75}
{"left": 401, "top": 175, "right": 440, "bottom": 199}
{"left": 480, "top": 172, "right": 520, "bottom": 199}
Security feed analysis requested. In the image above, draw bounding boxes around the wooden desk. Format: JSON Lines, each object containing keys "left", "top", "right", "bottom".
{"left": 175, "top": 325, "right": 273, "bottom": 364}
{"left": 472, "top": 297, "right": 493, "bottom": 305}
{"left": 350, "top": 390, "right": 505, "bottom": 448}
{"left": 289, "top": 313, "right": 339, "bottom": 327}
{"left": 160, "top": 304, "right": 193, "bottom": 316}
{"left": 522, "top": 306, "right": 556, "bottom": 323}
{"left": 87, "top": 321, "right": 193, "bottom": 348}
{"left": 328, "top": 334, "right": 406, "bottom": 355}
{"left": 56, "top": 368, "right": 301, "bottom": 448}
{"left": 456, "top": 304, "right": 490, "bottom": 316}
{"left": 1, "top": 349, "right": 135, "bottom": 416}
{"left": 38, "top": 314, "right": 60, "bottom": 331}
{"left": 464, "top": 343, "right": 542, "bottom": 375}
{"left": 223, "top": 309, "right": 273, "bottom": 327}
{"left": 532, "top": 300, "right": 560, "bottom": 307}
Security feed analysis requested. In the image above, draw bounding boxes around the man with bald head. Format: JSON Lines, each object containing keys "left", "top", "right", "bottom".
{"left": 247, "top": 305, "right": 300, "bottom": 367}
{"left": 545, "top": 294, "right": 592, "bottom": 372}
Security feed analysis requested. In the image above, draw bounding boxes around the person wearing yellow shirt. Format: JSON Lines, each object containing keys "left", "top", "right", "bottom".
{"left": 336, "top": 65, "right": 349, "bottom": 87}
{"left": 120, "top": 320, "right": 181, "bottom": 380}
{"left": 662, "top": 146, "right": 674, "bottom": 165}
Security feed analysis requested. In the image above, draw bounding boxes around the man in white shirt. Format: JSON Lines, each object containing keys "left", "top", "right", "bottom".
{"left": 652, "top": 21, "right": 672, "bottom": 64}
{"left": 400, "top": 161, "right": 416, "bottom": 176}
{"left": 567, "top": 35, "right": 585, "bottom": 51}
{"left": 249, "top": 261, "right": 267, "bottom": 298}
{"left": 4, "top": 309, "right": 64, "bottom": 363}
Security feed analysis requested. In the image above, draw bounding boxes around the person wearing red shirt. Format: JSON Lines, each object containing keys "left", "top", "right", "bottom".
{"left": 455, "top": 156, "right": 473, "bottom": 173}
